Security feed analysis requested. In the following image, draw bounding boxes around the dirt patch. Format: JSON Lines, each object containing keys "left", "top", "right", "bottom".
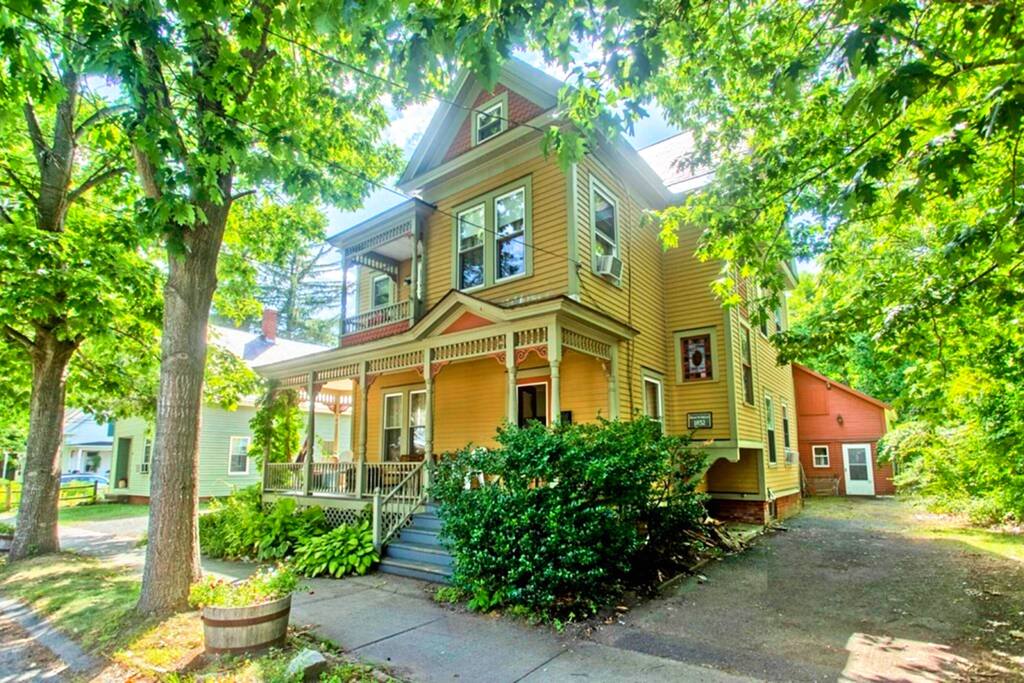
{"left": 587, "top": 497, "right": 1024, "bottom": 681}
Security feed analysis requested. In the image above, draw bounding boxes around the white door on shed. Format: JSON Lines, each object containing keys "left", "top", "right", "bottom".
{"left": 842, "top": 443, "right": 875, "bottom": 496}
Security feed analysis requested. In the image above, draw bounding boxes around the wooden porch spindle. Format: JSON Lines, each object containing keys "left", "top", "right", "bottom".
{"left": 304, "top": 371, "right": 316, "bottom": 495}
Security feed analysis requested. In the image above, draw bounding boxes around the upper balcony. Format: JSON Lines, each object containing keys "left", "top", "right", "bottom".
{"left": 334, "top": 200, "right": 434, "bottom": 348}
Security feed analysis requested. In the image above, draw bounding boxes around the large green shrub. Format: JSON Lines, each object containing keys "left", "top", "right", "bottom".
{"left": 198, "top": 485, "right": 329, "bottom": 560}
{"left": 431, "top": 418, "right": 708, "bottom": 619}
{"left": 292, "top": 520, "right": 379, "bottom": 578}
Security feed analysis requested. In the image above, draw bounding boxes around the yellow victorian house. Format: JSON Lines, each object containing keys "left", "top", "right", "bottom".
{"left": 256, "top": 59, "right": 801, "bottom": 579}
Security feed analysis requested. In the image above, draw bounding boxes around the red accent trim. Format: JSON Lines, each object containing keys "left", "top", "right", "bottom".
{"left": 341, "top": 320, "right": 411, "bottom": 347}
{"left": 514, "top": 345, "right": 547, "bottom": 365}
{"left": 442, "top": 312, "right": 494, "bottom": 334}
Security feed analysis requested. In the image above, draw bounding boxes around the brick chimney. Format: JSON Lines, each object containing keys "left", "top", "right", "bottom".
{"left": 261, "top": 308, "right": 278, "bottom": 342}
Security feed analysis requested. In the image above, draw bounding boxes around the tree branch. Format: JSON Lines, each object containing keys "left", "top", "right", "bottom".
{"left": 75, "top": 104, "right": 130, "bottom": 140}
{"left": 22, "top": 102, "right": 48, "bottom": 160}
{"left": 0, "top": 164, "right": 38, "bottom": 202}
{"left": 0, "top": 204, "right": 15, "bottom": 225}
{"left": 231, "top": 189, "right": 257, "bottom": 201}
{"left": 68, "top": 165, "right": 128, "bottom": 202}
{"left": 2, "top": 325, "right": 35, "bottom": 352}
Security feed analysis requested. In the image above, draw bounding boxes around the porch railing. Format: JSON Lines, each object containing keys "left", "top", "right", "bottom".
{"left": 263, "top": 461, "right": 422, "bottom": 499}
{"left": 372, "top": 461, "right": 427, "bottom": 549}
{"left": 265, "top": 463, "right": 304, "bottom": 492}
{"left": 342, "top": 300, "right": 411, "bottom": 335}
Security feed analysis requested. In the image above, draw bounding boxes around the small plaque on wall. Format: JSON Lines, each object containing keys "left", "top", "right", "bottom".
{"left": 687, "top": 412, "right": 713, "bottom": 430}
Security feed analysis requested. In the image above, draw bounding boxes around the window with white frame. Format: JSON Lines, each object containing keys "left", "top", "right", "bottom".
{"left": 782, "top": 404, "right": 791, "bottom": 448}
{"left": 765, "top": 394, "right": 777, "bottom": 465}
{"left": 741, "top": 326, "right": 754, "bottom": 405}
{"left": 773, "top": 299, "right": 785, "bottom": 333}
{"left": 812, "top": 445, "right": 830, "bottom": 467}
{"left": 140, "top": 439, "right": 152, "bottom": 474}
{"left": 591, "top": 179, "right": 618, "bottom": 260}
{"left": 228, "top": 436, "right": 251, "bottom": 475}
{"left": 642, "top": 374, "right": 664, "bottom": 431}
{"left": 474, "top": 98, "right": 505, "bottom": 144}
{"left": 409, "top": 390, "right": 427, "bottom": 457}
{"left": 371, "top": 274, "right": 393, "bottom": 309}
{"left": 383, "top": 393, "right": 403, "bottom": 462}
{"left": 495, "top": 188, "right": 526, "bottom": 280}
{"left": 453, "top": 178, "right": 531, "bottom": 291}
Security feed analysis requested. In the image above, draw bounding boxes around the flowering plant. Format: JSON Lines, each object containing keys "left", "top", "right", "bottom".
{"left": 188, "top": 563, "right": 298, "bottom": 609}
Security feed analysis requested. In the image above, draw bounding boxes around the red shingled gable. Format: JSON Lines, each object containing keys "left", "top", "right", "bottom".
{"left": 442, "top": 84, "right": 545, "bottom": 163}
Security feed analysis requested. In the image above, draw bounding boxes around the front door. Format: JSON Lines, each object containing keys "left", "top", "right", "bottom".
{"left": 842, "top": 443, "right": 875, "bottom": 496}
{"left": 517, "top": 383, "right": 548, "bottom": 427}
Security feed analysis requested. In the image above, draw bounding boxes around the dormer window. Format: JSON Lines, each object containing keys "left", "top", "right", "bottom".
{"left": 473, "top": 94, "right": 508, "bottom": 145}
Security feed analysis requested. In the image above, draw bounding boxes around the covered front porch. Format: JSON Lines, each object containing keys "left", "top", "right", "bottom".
{"left": 257, "top": 291, "right": 632, "bottom": 546}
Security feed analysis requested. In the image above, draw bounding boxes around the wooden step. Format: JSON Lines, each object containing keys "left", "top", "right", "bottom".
{"left": 379, "top": 557, "right": 452, "bottom": 584}
{"left": 387, "top": 541, "right": 453, "bottom": 568}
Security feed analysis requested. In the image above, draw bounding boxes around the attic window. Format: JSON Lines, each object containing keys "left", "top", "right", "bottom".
{"left": 474, "top": 95, "right": 507, "bottom": 145}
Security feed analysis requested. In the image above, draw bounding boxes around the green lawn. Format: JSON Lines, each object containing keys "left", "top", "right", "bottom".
{"left": 58, "top": 503, "right": 149, "bottom": 524}
{"left": 0, "top": 554, "right": 396, "bottom": 680}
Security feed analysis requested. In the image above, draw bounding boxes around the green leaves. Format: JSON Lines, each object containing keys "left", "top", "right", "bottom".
{"left": 291, "top": 520, "right": 378, "bottom": 578}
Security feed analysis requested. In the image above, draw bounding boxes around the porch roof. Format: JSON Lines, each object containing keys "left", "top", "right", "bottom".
{"left": 255, "top": 290, "right": 636, "bottom": 381}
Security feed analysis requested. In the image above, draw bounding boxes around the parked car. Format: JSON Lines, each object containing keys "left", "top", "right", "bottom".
{"left": 60, "top": 473, "right": 109, "bottom": 486}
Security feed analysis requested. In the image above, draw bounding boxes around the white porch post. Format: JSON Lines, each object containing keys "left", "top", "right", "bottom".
{"left": 339, "top": 252, "right": 348, "bottom": 344}
{"left": 409, "top": 225, "right": 419, "bottom": 322}
{"left": 356, "top": 361, "right": 368, "bottom": 495}
{"left": 332, "top": 401, "right": 341, "bottom": 457}
{"left": 505, "top": 331, "right": 517, "bottom": 425}
{"left": 608, "top": 344, "right": 620, "bottom": 419}
{"left": 423, "top": 348, "right": 434, "bottom": 491}
{"left": 548, "top": 323, "right": 562, "bottom": 424}
{"left": 304, "top": 371, "right": 316, "bottom": 495}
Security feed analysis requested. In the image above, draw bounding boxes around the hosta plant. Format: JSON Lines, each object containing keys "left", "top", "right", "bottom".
{"left": 292, "top": 521, "right": 379, "bottom": 578}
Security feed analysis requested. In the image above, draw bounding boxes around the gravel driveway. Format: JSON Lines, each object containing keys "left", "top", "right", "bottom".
{"left": 592, "top": 497, "right": 1024, "bottom": 681}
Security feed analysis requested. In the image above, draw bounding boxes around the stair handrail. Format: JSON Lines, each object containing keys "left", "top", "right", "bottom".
{"left": 372, "top": 460, "right": 427, "bottom": 549}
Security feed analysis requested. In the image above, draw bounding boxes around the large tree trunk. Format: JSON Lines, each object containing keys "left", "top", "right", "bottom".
{"left": 9, "top": 331, "right": 77, "bottom": 560}
{"left": 136, "top": 196, "right": 231, "bottom": 616}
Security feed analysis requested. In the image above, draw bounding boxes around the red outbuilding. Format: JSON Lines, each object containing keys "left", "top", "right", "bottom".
{"left": 792, "top": 363, "right": 895, "bottom": 496}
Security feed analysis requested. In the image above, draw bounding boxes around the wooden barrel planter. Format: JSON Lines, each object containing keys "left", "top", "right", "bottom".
{"left": 200, "top": 593, "right": 292, "bottom": 655}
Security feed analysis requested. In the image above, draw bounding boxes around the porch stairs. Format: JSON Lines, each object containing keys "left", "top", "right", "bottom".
{"left": 379, "top": 503, "right": 452, "bottom": 584}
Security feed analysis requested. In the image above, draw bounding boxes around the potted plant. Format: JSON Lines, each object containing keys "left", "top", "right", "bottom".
{"left": 0, "top": 522, "right": 13, "bottom": 552}
{"left": 188, "top": 564, "right": 298, "bottom": 655}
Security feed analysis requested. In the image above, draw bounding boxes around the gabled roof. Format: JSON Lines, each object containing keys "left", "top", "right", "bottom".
{"left": 793, "top": 363, "right": 891, "bottom": 410}
{"left": 638, "top": 133, "right": 714, "bottom": 195}
{"left": 209, "top": 325, "right": 327, "bottom": 369}
{"left": 398, "top": 60, "right": 563, "bottom": 190}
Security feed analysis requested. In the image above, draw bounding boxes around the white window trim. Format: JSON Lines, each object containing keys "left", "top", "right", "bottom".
{"left": 494, "top": 187, "right": 528, "bottom": 284}
{"left": 589, "top": 175, "right": 621, "bottom": 277}
{"left": 408, "top": 389, "right": 427, "bottom": 456}
{"left": 382, "top": 392, "right": 405, "bottom": 461}
{"left": 782, "top": 403, "right": 791, "bottom": 448}
{"left": 673, "top": 327, "right": 719, "bottom": 384}
{"left": 140, "top": 438, "right": 152, "bottom": 475}
{"left": 641, "top": 371, "right": 664, "bottom": 428}
{"left": 765, "top": 393, "right": 777, "bottom": 467}
{"left": 517, "top": 381, "right": 550, "bottom": 426}
{"left": 456, "top": 202, "right": 487, "bottom": 292}
{"left": 812, "top": 444, "right": 830, "bottom": 468}
{"left": 740, "top": 324, "right": 755, "bottom": 406}
{"left": 370, "top": 274, "right": 394, "bottom": 310}
{"left": 451, "top": 176, "right": 532, "bottom": 292}
{"left": 472, "top": 92, "right": 509, "bottom": 145}
{"left": 228, "top": 436, "right": 251, "bottom": 476}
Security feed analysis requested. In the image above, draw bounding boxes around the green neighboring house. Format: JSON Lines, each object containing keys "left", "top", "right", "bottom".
{"left": 109, "top": 312, "right": 351, "bottom": 501}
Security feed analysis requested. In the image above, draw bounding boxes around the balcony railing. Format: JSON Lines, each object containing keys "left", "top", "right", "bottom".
{"left": 342, "top": 300, "right": 411, "bottom": 337}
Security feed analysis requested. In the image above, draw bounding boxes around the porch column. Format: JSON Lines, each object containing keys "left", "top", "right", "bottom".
{"left": 547, "top": 323, "right": 562, "bottom": 424}
{"left": 505, "top": 331, "right": 517, "bottom": 424}
{"left": 332, "top": 399, "right": 341, "bottom": 457}
{"left": 356, "top": 361, "right": 368, "bottom": 495}
{"left": 339, "top": 252, "right": 348, "bottom": 345}
{"left": 304, "top": 371, "right": 316, "bottom": 495}
{"left": 409, "top": 225, "right": 419, "bottom": 321}
{"left": 608, "top": 344, "right": 620, "bottom": 419}
{"left": 423, "top": 348, "right": 434, "bottom": 461}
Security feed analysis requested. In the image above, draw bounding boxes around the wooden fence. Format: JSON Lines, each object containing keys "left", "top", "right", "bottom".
{"left": 1, "top": 481, "right": 99, "bottom": 512}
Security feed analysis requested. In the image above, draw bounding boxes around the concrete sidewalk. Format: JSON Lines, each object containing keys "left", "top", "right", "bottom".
{"left": 290, "top": 573, "right": 751, "bottom": 683}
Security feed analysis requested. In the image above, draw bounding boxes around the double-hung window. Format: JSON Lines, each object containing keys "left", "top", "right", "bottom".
{"left": 741, "top": 327, "right": 754, "bottom": 405}
{"left": 591, "top": 179, "right": 618, "bottom": 259}
{"left": 453, "top": 178, "right": 531, "bottom": 291}
{"left": 408, "top": 390, "right": 427, "bottom": 457}
{"left": 383, "top": 393, "right": 403, "bottom": 461}
{"left": 495, "top": 188, "right": 526, "bottom": 281}
{"left": 474, "top": 98, "right": 506, "bottom": 144}
{"left": 642, "top": 374, "right": 664, "bottom": 432}
{"left": 765, "top": 395, "right": 777, "bottom": 465}
{"left": 140, "top": 439, "right": 152, "bottom": 474}
{"left": 782, "top": 404, "right": 791, "bottom": 449}
{"left": 812, "top": 445, "right": 830, "bottom": 467}
{"left": 773, "top": 300, "right": 784, "bottom": 333}
{"left": 457, "top": 205, "right": 486, "bottom": 290}
{"left": 229, "top": 436, "right": 251, "bottom": 475}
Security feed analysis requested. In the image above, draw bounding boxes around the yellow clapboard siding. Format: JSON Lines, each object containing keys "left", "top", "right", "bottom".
{"left": 423, "top": 154, "right": 568, "bottom": 308}
{"left": 434, "top": 358, "right": 506, "bottom": 453}
{"left": 560, "top": 350, "right": 610, "bottom": 423}
{"left": 705, "top": 449, "right": 760, "bottom": 493}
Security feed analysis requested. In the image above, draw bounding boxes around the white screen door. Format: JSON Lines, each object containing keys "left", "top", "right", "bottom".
{"left": 842, "top": 443, "right": 875, "bottom": 496}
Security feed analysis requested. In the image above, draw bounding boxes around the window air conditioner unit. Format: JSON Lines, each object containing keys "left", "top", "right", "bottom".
{"left": 784, "top": 449, "right": 797, "bottom": 465}
{"left": 594, "top": 255, "right": 623, "bottom": 279}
